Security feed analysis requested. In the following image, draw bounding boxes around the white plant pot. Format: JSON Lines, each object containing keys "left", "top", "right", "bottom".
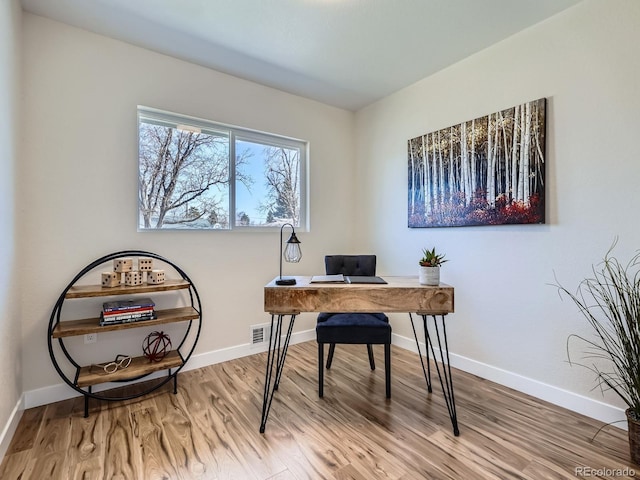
{"left": 419, "top": 266, "right": 440, "bottom": 286}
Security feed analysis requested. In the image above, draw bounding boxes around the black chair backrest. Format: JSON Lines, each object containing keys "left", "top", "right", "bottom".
{"left": 325, "top": 255, "right": 376, "bottom": 276}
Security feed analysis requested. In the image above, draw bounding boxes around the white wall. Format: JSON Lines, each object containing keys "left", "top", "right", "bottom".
{"left": 0, "top": 0, "right": 23, "bottom": 457}
{"left": 20, "top": 14, "right": 355, "bottom": 397}
{"left": 16, "top": 0, "right": 640, "bottom": 429}
{"left": 354, "top": 0, "right": 640, "bottom": 422}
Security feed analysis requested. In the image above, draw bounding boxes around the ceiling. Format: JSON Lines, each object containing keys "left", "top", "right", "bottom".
{"left": 20, "top": 0, "right": 582, "bottom": 111}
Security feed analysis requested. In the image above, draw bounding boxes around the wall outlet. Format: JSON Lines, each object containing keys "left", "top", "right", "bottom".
{"left": 84, "top": 333, "right": 97, "bottom": 344}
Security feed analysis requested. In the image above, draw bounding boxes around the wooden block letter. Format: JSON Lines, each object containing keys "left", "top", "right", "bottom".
{"left": 147, "top": 270, "right": 165, "bottom": 285}
{"left": 101, "top": 271, "right": 120, "bottom": 287}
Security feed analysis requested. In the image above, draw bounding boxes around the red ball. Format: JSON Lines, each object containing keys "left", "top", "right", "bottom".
{"left": 142, "top": 331, "right": 172, "bottom": 362}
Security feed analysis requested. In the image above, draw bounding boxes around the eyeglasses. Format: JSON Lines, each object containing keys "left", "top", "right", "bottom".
{"left": 91, "top": 354, "right": 132, "bottom": 374}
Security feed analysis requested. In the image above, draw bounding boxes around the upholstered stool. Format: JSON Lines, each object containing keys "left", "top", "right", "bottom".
{"left": 316, "top": 254, "right": 391, "bottom": 399}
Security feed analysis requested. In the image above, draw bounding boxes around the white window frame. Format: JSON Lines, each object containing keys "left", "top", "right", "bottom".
{"left": 138, "top": 106, "right": 309, "bottom": 231}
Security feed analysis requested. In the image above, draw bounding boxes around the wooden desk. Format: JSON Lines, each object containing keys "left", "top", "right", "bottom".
{"left": 264, "top": 276, "right": 454, "bottom": 314}
{"left": 260, "top": 276, "right": 459, "bottom": 435}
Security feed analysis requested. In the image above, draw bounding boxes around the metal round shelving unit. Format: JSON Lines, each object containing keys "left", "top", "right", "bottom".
{"left": 47, "top": 250, "right": 202, "bottom": 416}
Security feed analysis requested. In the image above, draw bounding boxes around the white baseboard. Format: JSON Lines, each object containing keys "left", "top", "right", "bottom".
{"left": 392, "top": 332, "right": 627, "bottom": 429}
{"left": 0, "top": 395, "right": 24, "bottom": 461}
{"left": 22, "top": 328, "right": 625, "bottom": 430}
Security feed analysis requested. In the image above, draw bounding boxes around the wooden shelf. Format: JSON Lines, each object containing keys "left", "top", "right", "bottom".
{"left": 48, "top": 251, "right": 202, "bottom": 415}
{"left": 76, "top": 350, "right": 183, "bottom": 388}
{"left": 51, "top": 306, "right": 200, "bottom": 338}
{"left": 65, "top": 279, "right": 190, "bottom": 299}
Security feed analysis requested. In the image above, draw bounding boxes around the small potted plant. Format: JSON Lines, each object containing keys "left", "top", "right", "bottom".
{"left": 419, "top": 247, "right": 448, "bottom": 285}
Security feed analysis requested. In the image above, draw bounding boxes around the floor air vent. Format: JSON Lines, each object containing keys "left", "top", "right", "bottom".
{"left": 250, "top": 323, "right": 270, "bottom": 347}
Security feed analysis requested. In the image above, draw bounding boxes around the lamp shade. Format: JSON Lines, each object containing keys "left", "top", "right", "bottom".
{"left": 283, "top": 233, "right": 302, "bottom": 263}
{"left": 276, "top": 223, "right": 302, "bottom": 285}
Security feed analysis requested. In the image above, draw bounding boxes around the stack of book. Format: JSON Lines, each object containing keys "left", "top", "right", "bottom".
{"left": 100, "top": 297, "right": 156, "bottom": 326}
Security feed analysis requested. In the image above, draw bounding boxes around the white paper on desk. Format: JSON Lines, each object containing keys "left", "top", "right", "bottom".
{"left": 310, "top": 274, "right": 345, "bottom": 283}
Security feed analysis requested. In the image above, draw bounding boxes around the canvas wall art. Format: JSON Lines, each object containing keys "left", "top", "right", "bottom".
{"left": 408, "top": 98, "right": 546, "bottom": 228}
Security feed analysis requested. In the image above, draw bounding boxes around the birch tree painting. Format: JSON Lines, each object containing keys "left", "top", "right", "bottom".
{"left": 408, "top": 98, "right": 545, "bottom": 227}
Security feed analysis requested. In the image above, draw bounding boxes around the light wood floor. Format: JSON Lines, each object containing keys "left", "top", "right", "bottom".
{"left": 1, "top": 341, "right": 637, "bottom": 479}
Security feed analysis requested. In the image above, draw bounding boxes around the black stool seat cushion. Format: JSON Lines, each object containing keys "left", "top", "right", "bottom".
{"left": 316, "top": 312, "right": 390, "bottom": 345}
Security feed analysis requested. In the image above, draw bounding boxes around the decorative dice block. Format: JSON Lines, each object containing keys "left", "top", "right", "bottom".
{"left": 147, "top": 270, "right": 165, "bottom": 285}
{"left": 138, "top": 257, "right": 153, "bottom": 271}
{"left": 101, "top": 271, "right": 120, "bottom": 287}
{"left": 114, "top": 258, "right": 133, "bottom": 273}
{"left": 124, "top": 270, "right": 143, "bottom": 286}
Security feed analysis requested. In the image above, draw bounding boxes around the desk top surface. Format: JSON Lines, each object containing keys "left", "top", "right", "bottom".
{"left": 264, "top": 276, "right": 454, "bottom": 314}
{"left": 265, "top": 275, "right": 450, "bottom": 288}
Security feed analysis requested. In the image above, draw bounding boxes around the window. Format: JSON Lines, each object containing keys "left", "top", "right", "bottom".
{"left": 138, "top": 107, "right": 307, "bottom": 230}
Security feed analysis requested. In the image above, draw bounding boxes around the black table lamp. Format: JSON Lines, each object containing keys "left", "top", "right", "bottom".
{"left": 276, "top": 223, "right": 302, "bottom": 285}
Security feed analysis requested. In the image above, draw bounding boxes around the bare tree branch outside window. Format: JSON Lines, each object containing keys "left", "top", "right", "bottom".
{"left": 261, "top": 147, "right": 300, "bottom": 226}
{"left": 139, "top": 124, "right": 230, "bottom": 229}
{"left": 138, "top": 108, "right": 307, "bottom": 230}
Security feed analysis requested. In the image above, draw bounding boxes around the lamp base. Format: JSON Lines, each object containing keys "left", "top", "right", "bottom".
{"left": 275, "top": 277, "right": 297, "bottom": 285}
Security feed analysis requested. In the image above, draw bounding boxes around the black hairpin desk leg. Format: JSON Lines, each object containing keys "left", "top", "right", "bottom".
{"left": 259, "top": 313, "right": 296, "bottom": 433}
{"left": 84, "top": 387, "right": 91, "bottom": 418}
{"left": 410, "top": 313, "right": 460, "bottom": 436}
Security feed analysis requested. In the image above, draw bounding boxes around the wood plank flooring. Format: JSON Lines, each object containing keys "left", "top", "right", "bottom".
{"left": 1, "top": 341, "right": 638, "bottom": 479}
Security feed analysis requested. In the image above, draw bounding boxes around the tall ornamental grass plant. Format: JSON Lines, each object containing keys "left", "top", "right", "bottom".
{"left": 556, "top": 241, "right": 640, "bottom": 418}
